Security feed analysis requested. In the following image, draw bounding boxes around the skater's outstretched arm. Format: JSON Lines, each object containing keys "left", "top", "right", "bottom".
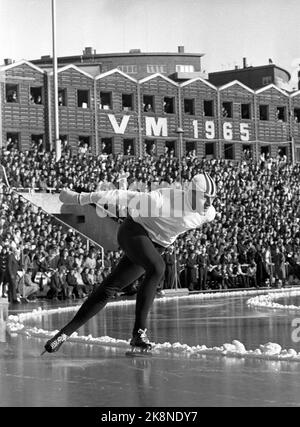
{"left": 60, "top": 188, "right": 158, "bottom": 206}
{"left": 59, "top": 188, "right": 162, "bottom": 218}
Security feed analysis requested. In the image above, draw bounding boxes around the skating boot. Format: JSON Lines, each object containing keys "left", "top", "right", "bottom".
{"left": 126, "top": 328, "right": 152, "bottom": 357}
{"left": 41, "top": 331, "right": 68, "bottom": 355}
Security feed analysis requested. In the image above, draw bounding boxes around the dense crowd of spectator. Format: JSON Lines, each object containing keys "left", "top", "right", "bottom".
{"left": 1, "top": 143, "right": 300, "bottom": 304}
{"left": 0, "top": 189, "right": 108, "bottom": 303}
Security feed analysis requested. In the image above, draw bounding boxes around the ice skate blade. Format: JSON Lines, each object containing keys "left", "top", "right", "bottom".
{"left": 125, "top": 348, "right": 152, "bottom": 357}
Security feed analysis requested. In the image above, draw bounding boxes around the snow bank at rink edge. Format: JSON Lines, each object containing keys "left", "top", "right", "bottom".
{"left": 6, "top": 287, "right": 300, "bottom": 362}
{"left": 247, "top": 288, "right": 300, "bottom": 312}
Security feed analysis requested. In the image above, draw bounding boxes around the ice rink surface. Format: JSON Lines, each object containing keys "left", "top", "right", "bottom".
{"left": 1, "top": 293, "right": 300, "bottom": 407}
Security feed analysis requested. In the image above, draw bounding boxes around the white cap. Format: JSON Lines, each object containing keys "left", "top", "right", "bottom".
{"left": 186, "top": 172, "right": 217, "bottom": 213}
{"left": 191, "top": 173, "right": 217, "bottom": 198}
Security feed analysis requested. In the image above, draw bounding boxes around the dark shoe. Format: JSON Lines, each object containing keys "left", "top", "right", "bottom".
{"left": 43, "top": 331, "right": 68, "bottom": 354}
{"left": 130, "top": 328, "right": 152, "bottom": 351}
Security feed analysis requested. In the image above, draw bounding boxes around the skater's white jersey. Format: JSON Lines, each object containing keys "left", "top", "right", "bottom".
{"left": 79, "top": 188, "right": 216, "bottom": 247}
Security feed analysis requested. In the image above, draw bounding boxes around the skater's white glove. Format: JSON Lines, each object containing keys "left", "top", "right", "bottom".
{"left": 59, "top": 189, "right": 94, "bottom": 206}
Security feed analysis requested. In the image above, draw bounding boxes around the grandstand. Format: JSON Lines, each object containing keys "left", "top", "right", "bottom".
{"left": 0, "top": 49, "right": 300, "bottom": 304}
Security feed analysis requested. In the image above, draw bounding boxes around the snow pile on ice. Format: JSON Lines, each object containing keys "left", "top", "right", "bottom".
{"left": 247, "top": 289, "right": 300, "bottom": 312}
{"left": 156, "top": 287, "right": 285, "bottom": 304}
{"left": 5, "top": 286, "right": 300, "bottom": 363}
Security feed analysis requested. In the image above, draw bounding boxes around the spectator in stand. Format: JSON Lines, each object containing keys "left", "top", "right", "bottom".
{"left": 164, "top": 246, "right": 176, "bottom": 289}
{"left": 48, "top": 266, "right": 69, "bottom": 300}
{"left": 66, "top": 269, "right": 78, "bottom": 298}
{"left": 0, "top": 246, "right": 9, "bottom": 297}
{"left": 273, "top": 247, "right": 286, "bottom": 287}
{"left": 82, "top": 267, "right": 94, "bottom": 295}
{"left": 73, "top": 266, "right": 87, "bottom": 298}
{"left": 198, "top": 246, "right": 208, "bottom": 290}
{"left": 83, "top": 249, "right": 97, "bottom": 270}
{"left": 7, "top": 247, "right": 21, "bottom": 304}
{"left": 246, "top": 261, "right": 258, "bottom": 288}
{"left": 66, "top": 249, "right": 76, "bottom": 271}
{"left": 58, "top": 249, "right": 69, "bottom": 269}
{"left": 186, "top": 246, "right": 199, "bottom": 291}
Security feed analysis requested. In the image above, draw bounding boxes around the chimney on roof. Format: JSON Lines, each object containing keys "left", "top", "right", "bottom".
{"left": 83, "top": 47, "right": 93, "bottom": 56}
{"left": 243, "top": 57, "right": 247, "bottom": 68}
{"left": 178, "top": 46, "right": 185, "bottom": 53}
{"left": 129, "top": 49, "right": 141, "bottom": 54}
{"left": 4, "top": 58, "right": 13, "bottom": 65}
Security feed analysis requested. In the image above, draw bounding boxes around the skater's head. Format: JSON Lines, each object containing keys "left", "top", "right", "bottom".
{"left": 187, "top": 172, "right": 217, "bottom": 213}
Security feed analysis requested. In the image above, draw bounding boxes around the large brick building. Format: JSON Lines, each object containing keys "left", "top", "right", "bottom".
{"left": 209, "top": 58, "right": 291, "bottom": 91}
{"left": 30, "top": 46, "right": 206, "bottom": 81}
{"left": 1, "top": 50, "right": 300, "bottom": 163}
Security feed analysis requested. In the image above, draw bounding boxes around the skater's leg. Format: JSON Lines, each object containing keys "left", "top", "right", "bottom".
{"left": 118, "top": 231, "right": 165, "bottom": 334}
{"left": 60, "top": 255, "right": 144, "bottom": 337}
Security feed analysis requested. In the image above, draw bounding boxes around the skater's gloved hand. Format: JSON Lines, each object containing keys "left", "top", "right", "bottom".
{"left": 59, "top": 188, "right": 80, "bottom": 205}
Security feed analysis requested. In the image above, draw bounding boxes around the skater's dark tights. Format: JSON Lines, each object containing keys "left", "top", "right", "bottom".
{"left": 61, "top": 218, "right": 165, "bottom": 337}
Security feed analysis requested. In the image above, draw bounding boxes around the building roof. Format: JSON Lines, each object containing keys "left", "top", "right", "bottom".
{"left": 209, "top": 64, "right": 291, "bottom": 81}
{"left": 31, "top": 50, "right": 204, "bottom": 66}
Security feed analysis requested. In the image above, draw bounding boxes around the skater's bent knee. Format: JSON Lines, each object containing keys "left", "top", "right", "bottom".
{"left": 146, "top": 259, "right": 165, "bottom": 280}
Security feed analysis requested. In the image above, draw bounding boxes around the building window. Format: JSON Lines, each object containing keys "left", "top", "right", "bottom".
{"left": 184, "top": 99, "right": 195, "bottom": 115}
{"left": 222, "top": 102, "right": 232, "bottom": 118}
{"left": 259, "top": 105, "right": 269, "bottom": 121}
{"left": 165, "top": 140, "right": 176, "bottom": 156}
{"left": 186, "top": 141, "right": 196, "bottom": 155}
{"left": 101, "top": 138, "right": 113, "bottom": 155}
{"left": 78, "top": 136, "right": 90, "bottom": 154}
{"left": 276, "top": 106, "right": 286, "bottom": 122}
{"left": 205, "top": 142, "right": 215, "bottom": 157}
{"left": 58, "top": 88, "right": 67, "bottom": 106}
{"left": 296, "top": 147, "right": 300, "bottom": 163}
{"left": 30, "top": 87, "right": 43, "bottom": 104}
{"left": 59, "top": 135, "right": 68, "bottom": 150}
{"left": 144, "top": 139, "right": 156, "bottom": 155}
{"left": 117, "top": 65, "right": 137, "bottom": 74}
{"left": 123, "top": 139, "right": 135, "bottom": 155}
{"left": 122, "top": 93, "right": 134, "bottom": 111}
{"left": 261, "top": 145, "right": 270, "bottom": 156}
{"left": 100, "top": 92, "right": 112, "bottom": 110}
{"left": 143, "top": 95, "right": 155, "bottom": 112}
{"left": 147, "top": 65, "right": 167, "bottom": 74}
{"left": 31, "top": 134, "right": 44, "bottom": 150}
{"left": 224, "top": 143, "right": 234, "bottom": 160}
{"left": 262, "top": 76, "right": 272, "bottom": 86}
{"left": 241, "top": 103, "right": 251, "bottom": 119}
{"left": 6, "top": 84, "right": 18, "bottom": 103}
{"left": 163, "top": 97, "right": 174, "bottom": 114}
{"left": 294, "top": 108, "right": 300, "bottom": 123}
{"left": 242, "top": 144, "right": 252, "bottom": 160}
{"left": 77, "top": 90, "right": 89, "bottom": 108}
{"left": 204, "top": 100, "right": 214, "bottom": 117}
{"left": 175, "top": 65, "right": 195, "bottom": 73}
{"left": 6, "top": 132, "right": 19, "bottom": 150}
